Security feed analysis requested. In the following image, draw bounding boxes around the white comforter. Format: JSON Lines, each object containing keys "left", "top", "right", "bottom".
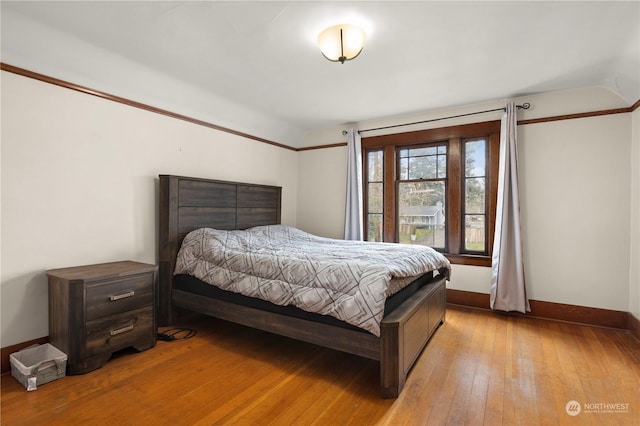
{"left": 174, "top": 225, "right": 450, "bottom": 336}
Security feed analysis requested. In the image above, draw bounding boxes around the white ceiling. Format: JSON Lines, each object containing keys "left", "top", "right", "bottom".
{"left": 2, "top": 1, "right": 639, "bottom": 143}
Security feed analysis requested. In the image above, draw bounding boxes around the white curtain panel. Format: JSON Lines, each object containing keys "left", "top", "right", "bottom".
{"left": 344, "top": 129, "right": 364, "bottom": 240}
{"left": 490, "top": 103, "right": 530, "bottom": 312}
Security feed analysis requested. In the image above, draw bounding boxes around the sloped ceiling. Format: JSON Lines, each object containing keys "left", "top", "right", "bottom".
{"left": 2, "top": 1, "right": 638, "bottom": 146}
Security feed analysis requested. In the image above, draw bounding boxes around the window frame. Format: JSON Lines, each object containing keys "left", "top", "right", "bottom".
{"left": 362, "top": 120, "right": 501, "bottom": 266}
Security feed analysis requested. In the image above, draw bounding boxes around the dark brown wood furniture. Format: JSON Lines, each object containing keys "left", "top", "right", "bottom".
{"left": 47, "top": 260, "right": 157, "bottom": 374}
{"left": 158, "top": 174, "right": 447, "bottom": 398}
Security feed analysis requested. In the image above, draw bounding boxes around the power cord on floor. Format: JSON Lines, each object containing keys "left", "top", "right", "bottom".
{"left": 157, "top": 328, "right": 197, "bottom": 342}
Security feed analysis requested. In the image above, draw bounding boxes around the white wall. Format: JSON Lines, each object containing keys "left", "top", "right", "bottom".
{"left": 518, "top": 113, "right": 630, "bottom": 308}
{"left": 0, "top": 71, "right": 298, "bottom": 347}
{"left": 298, "top": 88, "right": 634, "bottom": 312}
{"left": 296, "top": 147, "right": 347, "bottom": 240}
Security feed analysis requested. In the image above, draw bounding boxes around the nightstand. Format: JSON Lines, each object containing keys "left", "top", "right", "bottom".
{"left": 47, "top": 260, "right": 157, "bottom": 375}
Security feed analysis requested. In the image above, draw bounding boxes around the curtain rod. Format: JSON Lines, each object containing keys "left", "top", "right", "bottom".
{"left": 342, "top": 102, "right": 530, "bottom": 135}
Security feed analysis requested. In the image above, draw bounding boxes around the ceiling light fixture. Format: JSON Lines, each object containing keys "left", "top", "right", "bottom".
{"left": 317, "top": 24, "right": 365, "bottom": 64}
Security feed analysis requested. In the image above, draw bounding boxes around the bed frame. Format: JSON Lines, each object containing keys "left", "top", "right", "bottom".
{"left": 157, "top": 174, "right": 447, "bottom": 398}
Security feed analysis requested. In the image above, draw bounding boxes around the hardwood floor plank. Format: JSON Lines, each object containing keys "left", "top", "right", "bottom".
{"left": 444, "top": 310, "right": 486, "bottom": 425}
{"left": 375, "top": 330, "right": 450, "bottom": 425}
{"left": 424, "top": 309, "right": 481, "bottom": 425}
{"left": 532, "top": 320, "right": 564, "bottom": 425}
{"left": 2, "top": 308, "right": 638, "bottom": 426}
{"left": 513, "top": 319, "right": 541, "bottom": 423}
{"left": 483, "top": 313, "right": 506, "bottom": 426}
{"left": 463, "top": 312, "right": 496, "bottom": 425}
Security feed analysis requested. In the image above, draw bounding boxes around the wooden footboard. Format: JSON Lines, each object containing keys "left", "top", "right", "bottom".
{"left": 380, "top": 276, "right": 446, "bottom": 398}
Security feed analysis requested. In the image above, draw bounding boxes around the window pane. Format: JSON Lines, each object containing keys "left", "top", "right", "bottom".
{"left": 408, "top": 155, "right": 437, "bottom": 179}
{"left": 367, "top": 150, "right": 384, "bottom": 243}
{"left": 368, "top": 214, "right": 383, "bottom": 242}
{"left": 400, "top": 145, "right": 447, "bottom": 181}
{"left": 465, "top": 215, "right": 485, "bottom": 251}
{"left": 437, "top": 154, "right": 447, "bottom": 178}
{"left": 465, "top": 177, "right": 485, "bottom": 214}
{"left": 368, "top": 150, "right": 384, "bottom": 182}
{"left": 465, "top": 139, "right": 486, "bottom": 177}
{"left": 410, "top": 146, "right": 437, "bottom": 156}
{"left": 399, "top": 157, "right": 409, "bottom": 180}
{"left": 368, "top": 182, "right": 383, "bottom": 213}
{"left": 398, "top": 181, "right": 445, "bottom": 249}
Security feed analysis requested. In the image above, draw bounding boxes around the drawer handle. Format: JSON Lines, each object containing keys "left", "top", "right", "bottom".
{"left": 110, "top": 324, "right": 134, "bottom": 336}
{"left": 110, "top": 291, "right": 135, "bottom": 301}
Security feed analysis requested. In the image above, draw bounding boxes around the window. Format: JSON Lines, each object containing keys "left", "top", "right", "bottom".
{"left": 463, "top": 139, "right": 487, "bottom": 253}
{"left": 362, "top": 121, "right": 501, "bottom": 266}
{"left": 366, "top": 150, "right": 384, "bottom": 242}
{"left": 398, "top": 145, "right": 447, "bottom": 249}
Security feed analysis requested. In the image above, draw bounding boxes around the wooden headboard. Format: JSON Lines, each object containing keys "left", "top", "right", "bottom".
{"left": 158, "top": 175, "right": 282, "bottom": 325}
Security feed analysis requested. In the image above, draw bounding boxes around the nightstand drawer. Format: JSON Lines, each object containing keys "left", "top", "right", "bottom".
{"left": 85, "top": 306, "right": 154, "bottom": 357}
{"left": 86, "top": 274, "right": 154, "bottom": 321}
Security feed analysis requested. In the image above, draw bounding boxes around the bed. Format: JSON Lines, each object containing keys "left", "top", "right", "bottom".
{"left": 158, "top": 174, "right": 450, "bottom": 398}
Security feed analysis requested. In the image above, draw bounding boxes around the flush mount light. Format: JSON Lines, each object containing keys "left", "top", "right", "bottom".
{"left": 317, "top": 24, "right": 365, "bottom": 64}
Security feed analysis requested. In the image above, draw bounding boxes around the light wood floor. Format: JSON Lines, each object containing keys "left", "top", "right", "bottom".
{"left": 1, "top": 306, "right": 638, "bottom": 425}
